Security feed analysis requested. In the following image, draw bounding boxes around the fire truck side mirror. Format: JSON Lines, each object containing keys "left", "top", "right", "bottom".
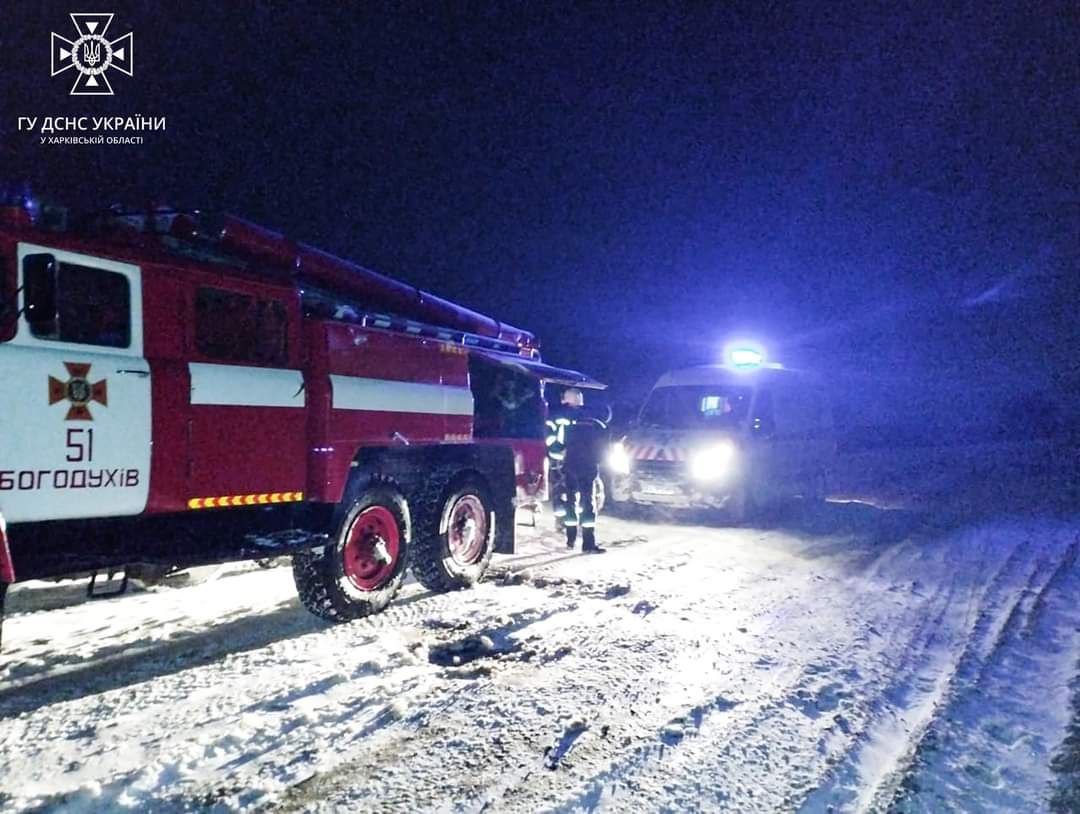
{"left": 22, "top": 253, "right": 58, "bottom": 333}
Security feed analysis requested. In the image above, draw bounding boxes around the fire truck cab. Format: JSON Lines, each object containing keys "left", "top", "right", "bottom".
{"left": 0, "top": 199, "right": 602, "bottom": 643}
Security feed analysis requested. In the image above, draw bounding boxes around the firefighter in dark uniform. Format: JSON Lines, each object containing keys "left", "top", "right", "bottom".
{"left": 546, "top": 387, "right": 606, "bottom": 553}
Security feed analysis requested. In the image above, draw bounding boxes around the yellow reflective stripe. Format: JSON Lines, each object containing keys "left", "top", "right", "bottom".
{"left": 188, "top": 491, "right": 304, "bottom": 510}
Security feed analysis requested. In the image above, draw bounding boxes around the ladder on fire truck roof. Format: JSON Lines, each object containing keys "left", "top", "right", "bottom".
{"left": 0, "top": 199, "right": 603, "bottom": 388}
{"left": 61, "top": 204, "right": 532, "bottom": 356}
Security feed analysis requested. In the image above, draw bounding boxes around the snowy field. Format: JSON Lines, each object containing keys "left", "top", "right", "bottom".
{"left": 1, "top": 442, "right": 1079, "bottom": 812}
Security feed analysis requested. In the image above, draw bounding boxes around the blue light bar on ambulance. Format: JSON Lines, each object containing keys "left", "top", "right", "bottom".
{"left": 727, "top": 345, "right": 766, "bottom": 369}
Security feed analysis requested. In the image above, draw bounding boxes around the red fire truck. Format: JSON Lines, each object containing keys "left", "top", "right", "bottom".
{"left": 0, "top": 198, "right": 602, "bottom": 643}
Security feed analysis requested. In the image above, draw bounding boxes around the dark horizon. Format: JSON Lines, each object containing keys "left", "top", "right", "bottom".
{"left": 4, "top": 1, "right": 1077, "bottom": 434}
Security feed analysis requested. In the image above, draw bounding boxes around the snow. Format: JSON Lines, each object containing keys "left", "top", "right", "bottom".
{"left": 1, "top": 441, "right": 1078, "bottom": 812}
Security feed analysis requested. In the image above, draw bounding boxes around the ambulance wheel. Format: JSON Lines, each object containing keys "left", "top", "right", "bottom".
{"left": 293, "top": 485, "right": 410, "bottom": 622}
{"left": 413, "top": 479, "right": 496, "bottom": 592}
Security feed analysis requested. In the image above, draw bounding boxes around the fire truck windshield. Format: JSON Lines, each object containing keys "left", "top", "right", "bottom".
{"left": 639, "top": 385, "right": 752, "bottom": 430}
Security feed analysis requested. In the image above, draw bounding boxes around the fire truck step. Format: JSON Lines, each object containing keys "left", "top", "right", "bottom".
{"left": 87, "top": 569, "right": 130, "bottom": 599}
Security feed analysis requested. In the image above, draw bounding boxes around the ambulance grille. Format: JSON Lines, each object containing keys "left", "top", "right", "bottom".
{"left": 635, "top": 459, "right": 684, "bottom": 477}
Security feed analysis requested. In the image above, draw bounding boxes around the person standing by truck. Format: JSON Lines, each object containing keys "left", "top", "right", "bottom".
{"left": 546, "top": 387, "right": 607, "bottom": 553}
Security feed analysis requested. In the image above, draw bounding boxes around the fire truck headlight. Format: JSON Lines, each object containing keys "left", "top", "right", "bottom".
{"left": 607, "top": 442, "right": 632, "bottom": 475}
{"left": 689, "top": 441, "right": 737, "bottom": 481}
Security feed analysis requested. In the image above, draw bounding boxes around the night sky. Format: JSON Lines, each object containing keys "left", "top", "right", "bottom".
{"left": 4, "top": 1, "right": 1077, "bottom": 440}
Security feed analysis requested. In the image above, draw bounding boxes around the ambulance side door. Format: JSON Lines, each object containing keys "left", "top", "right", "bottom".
{"left": 772, "top": 383, "right": 814, "bottom": 497}
{"left": 0, "top": 243, "right": 152, "bottom": 523}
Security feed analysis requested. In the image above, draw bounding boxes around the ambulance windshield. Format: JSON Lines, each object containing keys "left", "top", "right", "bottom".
{"left": 639, "top": 385, "right": 752, "bottom": 430}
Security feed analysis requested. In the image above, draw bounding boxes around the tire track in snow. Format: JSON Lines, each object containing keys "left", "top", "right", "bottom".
{"left": 267, "top": 595, "right": 599, "bottom": 812}
{"left": 556, "top": 535, "right": 971, "bottom": 812}
{"left": 786, "top": 537, "right": 1012, "bottom": 810}
{"left": 885, "top": 537, "right": 1080, "bottom": 811}
{"left": 463, "top": 518, "right": 1013, "bottom": 811}
{"left": 1021, "top": 538, "right": 1079, "bottom": 640}
{"left": 494, "top": 550, "right": 950, "bottom": 812}
{"left": 629, "top": 556, "right": 966, "bottom": 812}
{"left": 272, "top": 530, "right": 760, "bottom": 811}
{"left": 2, "top": 575, "right": 583, "bottom": 812}
{"left": 797, "top": 531, "right": 1072, "bottom": 812}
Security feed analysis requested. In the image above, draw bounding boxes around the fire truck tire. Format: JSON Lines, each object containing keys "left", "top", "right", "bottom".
{"left": 412, "top": 478, "right": 496, "bottom": 592}
{"left": 292, "top": 485, "right": 411, "bottom": 622}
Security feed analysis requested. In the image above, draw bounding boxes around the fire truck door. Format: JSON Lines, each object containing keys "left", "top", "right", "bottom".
{"left": 186, "top": 286, "right": 306, "bottom": 501}
{"left": 0, "top": 244, "right": 152, "bottom": 523}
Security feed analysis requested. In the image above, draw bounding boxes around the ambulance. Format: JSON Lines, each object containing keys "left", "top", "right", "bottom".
{"left": 607, "top": 347, "right": 835, "bottom": 521}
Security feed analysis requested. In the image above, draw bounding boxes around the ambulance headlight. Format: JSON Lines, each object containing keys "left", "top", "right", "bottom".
{"left": 689, "top": 441, "right": 737, "bottom": 481}
{"left": 607, "top": 441, "right": 632, "bottom": 475}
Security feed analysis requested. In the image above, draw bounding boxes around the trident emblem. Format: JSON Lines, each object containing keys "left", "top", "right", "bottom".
{"left": 50, "top": 13, "right": 133, "bottom": 96}
{"left": 82, "top": 40, "right": 102, "bottom": 67}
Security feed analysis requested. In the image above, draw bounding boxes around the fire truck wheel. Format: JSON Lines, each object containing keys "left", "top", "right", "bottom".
{"left": 293, "top": 485, "right": 410, "bottom": 622}
{"left": 412, "top": 479, "right": 495, "bottom": 592}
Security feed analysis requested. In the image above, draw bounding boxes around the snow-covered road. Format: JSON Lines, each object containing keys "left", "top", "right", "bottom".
{"left": 2, "top": 453, "right": 1079, "bottom": 812}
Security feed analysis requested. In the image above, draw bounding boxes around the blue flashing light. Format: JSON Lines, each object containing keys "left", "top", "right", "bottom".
{"left": 727, "top": 346, "right": 765, "bottom": 369}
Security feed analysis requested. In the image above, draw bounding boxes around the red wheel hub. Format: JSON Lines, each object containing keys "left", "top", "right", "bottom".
{"left": 447, "top": 494, "right": 488, "bottom": 566}
{"left": 342, "top": 506, "right": 401, "bottom": 591}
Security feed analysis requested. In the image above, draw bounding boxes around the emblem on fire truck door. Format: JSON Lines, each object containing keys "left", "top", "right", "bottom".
{"left": 48, "top": 362, "right": 108, "bottom": 421}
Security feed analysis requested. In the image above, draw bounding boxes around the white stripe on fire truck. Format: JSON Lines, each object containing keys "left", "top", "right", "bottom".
{"left": 189, "top": 364, "right": 306, "bottom": 408}
{"left": 330, "top": 375, "right": 474, "bottom": 416}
